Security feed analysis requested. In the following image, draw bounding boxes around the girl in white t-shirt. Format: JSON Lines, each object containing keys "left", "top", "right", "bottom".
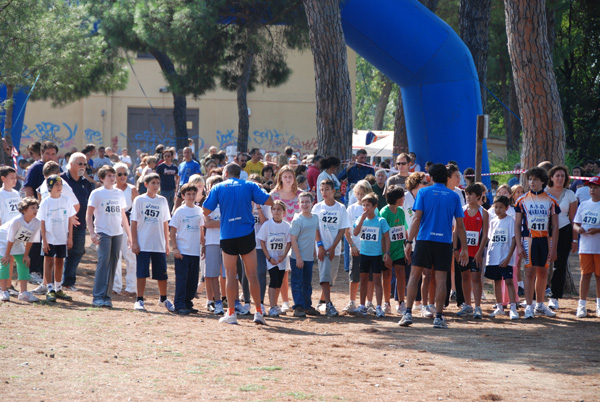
{"left": 257, "top": 200, "right": 291, "bottom": 317}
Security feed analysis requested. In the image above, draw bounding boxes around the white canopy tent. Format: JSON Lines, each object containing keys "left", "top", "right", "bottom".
{"left": 361, "top": 134, "right": 394, "bottom": 158}
{"left": 352, "top": 130, "right": 393, "bottom": 150}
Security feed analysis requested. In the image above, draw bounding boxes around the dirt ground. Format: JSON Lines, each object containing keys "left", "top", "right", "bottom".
{"left": 1, "top": 241, "right": 599, "bottom": 402}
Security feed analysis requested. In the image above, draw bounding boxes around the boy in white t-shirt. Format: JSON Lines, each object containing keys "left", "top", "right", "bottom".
{"left": 38, "top": 175, "right": 77, "bottom": 303}
{"left": 573, "top": 177, "right": 600, "bottom": 318}
{"left": 169, "top": 183, "right": 204, "bottom": 315}
{"left": 131, "top": 173, "right": 173, "bottom": 312}
{"left": 257, "top": 200, "right": 291, "bottom": 317}
{"left": 312, "top": 178, "right": 350, "bottom": 317}
{"left": 0, "top": 166, "right": 21, "bottom": 294}
{"left": 37, "top": 161, "right": 79, "bottom": 208}
{"left": 87, "top": 166, "right": 132, "bottom": 307}
{"left": 0, "top": 197, "right": 41, "bottom": 302}
{"left": 203, "top": 175, "right": 225, "bottom": 314}
{"left": 484, "top": 196, "right": 519, "bottom": 320}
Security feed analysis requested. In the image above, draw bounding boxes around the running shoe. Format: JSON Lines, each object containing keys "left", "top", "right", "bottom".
{"left": 326, "top": 302, "right": 339, "bottom": 317}
{"left": 523, "top": 305, "right": 534, "bottom": 319}
{"left": 206, "top": 301, "right": 215, "bottom": 312}
{"left": 509, "top": 309, "right": 519, "bottom": 320}
{"left": 235, "top": 301, "right": 251, "bottom": 315}
{"left": 449, "top": 289, "right": 456, "bottom": 301}
{"left": 8, "top": 286, "right": 18, "bottom": 297}
{"left": 32, "top": 284, "right": 47, "bottom": 295}
{"left": 548, "top": 298, "right": 559, "bottom": 310}
{"left": 63, "top": 286, "right": 80, "bottom": 292}
{"left": 545, "top": 287, "right": 552, "bottom": 298}
{"left": 489, "top": 305, "right": 505, "bottom": 318}
{"left": 275, "top": 305, "right": 284, "bottom": 315}
{"left": 92, "top": 299, "right": 105, "bottom": 308}
{"left": 1, "top": 290, "right": 9, "bottom": 301}
{"left": 175, "top": 309, "right": 191, "bottom": 315}
{"left": 366, "top": 301, "right": 376, "bottom": 315}
{"left": 596, "top": 306, "right": 600, "bottom": 318}
{"left": 456, "top": 304, "right": 474, "bottom": 317}
{"left": 317, "top": 302, "right": 327, "bottom": 314}
{"left": 534, "top": 304, "right": 556, "bottom": 317}
{"left": 375, "top": 305, "right": 385, "bottom": 318}
{"left": 396, "top": 301, "right": 406, "bottom": 315}
{"left": 253, "top": 312, "right": 267, "bottom": 325}
{"left": 399, "top": 312, "right": 413, "bottom": 327}
{"left": 103, "top": 300, "right": 113, "bottom": 308}
{"left": 383, "top": 302, "right": 392, "bottom": 315}
{"left": 46, "top": 291, "right": 57, "bottom": 303}
{"left": 473, "top": 306, "right": 483, "bottom": 319}
{"left": 281, "top": 301, "right": 291, "bottom": 313}
{"left": 294, "top": 307, "right": 306, "bottom": 317}
{"left": 268, "top": 307, "right": 279, "bottom": 317}
{"left": 342, "top": 300, "right": 357, "bottom": 314}
{"left": 305, "top": 306, "right": 321, "bottom": 316}
{"left": 354, "top": 305, "right": 368, "bottom": 316}
{"left": 421, "top": 304, "right": 433, "bottom": 318}
{"left": 214, "top": 301, "right": 224, "bottom": 315}
{"left": 18, "top": 291, "right": 39, "bottom": 302}
{"left": 54, "top": 290, "right": 72, "bottom": 301}
{"left": 134, "top": 300, "right": 146, "bottom": 311}
{"left": 29, "top": 272, "right": 43, "bottom": 285}
{"left": 219, "top": 312, "right": 238, "bottom": 324}
{"left": 576, "top": 305, "right": 586, "bottom": 318}
{"left": 433, "top": 317, "right": 448, "bottom": 329}
{"left": 159, "top": 298, "right": 175, "bottom": 312}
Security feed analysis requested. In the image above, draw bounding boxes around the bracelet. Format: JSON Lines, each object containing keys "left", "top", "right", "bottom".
{"left": 350, "top": 244, "right": 357, "bottom": 248}
{"left": 317, "top": 241, "right": 324, "bottom": 247}
{"left": 405, "top": 240, "right": 413, "bottom": 244}
{"left": 572, "top": 240, "right": 578, "bottom": 243}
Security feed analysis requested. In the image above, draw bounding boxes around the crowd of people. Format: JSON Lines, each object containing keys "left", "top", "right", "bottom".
{"left": 1, "top": 140, "right": 599, "bottom": 328}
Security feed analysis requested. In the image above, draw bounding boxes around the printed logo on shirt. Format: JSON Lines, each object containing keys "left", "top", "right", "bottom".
{"left": 491, "top": 228, "right": 508, "bottom": 244}
{"left": 268, "top": 233, "right": 285, "bottom": 250}
{"left": 102, "top": 200, "right": 121, "bottom": 215}
{"left": 143, "top": 203, "right": 161, "bottom": 223}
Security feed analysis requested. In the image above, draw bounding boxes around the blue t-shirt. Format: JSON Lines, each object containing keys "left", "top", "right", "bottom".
{"left": 156, "top": 162, "right": 178, "bottom": 191}
{"left": 203, "top": 178, "right": 270, "bottom": 240}
{"left": 413, "top": 183, "right": 464, "bottom": 243}
{"left": 178, "top": 160, "right": 201, "bottom": 186}
{"left": 354, "top": 215, "right": 390, "bottom": 256}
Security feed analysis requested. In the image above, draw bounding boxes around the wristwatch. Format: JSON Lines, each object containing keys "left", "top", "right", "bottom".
{"left": 405, "top": 240, "right": 413, "bottom": 244}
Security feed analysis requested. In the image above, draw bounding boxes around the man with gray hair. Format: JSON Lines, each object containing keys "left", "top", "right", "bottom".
{"left": 203, "top": 163, "right": 273, "bottom": 325}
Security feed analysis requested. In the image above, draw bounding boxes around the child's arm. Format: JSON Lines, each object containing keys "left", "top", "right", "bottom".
{"left": 290, "top": 235, "right": 304, "bottom": 268}
{"left": 345, "top": 228, "right": 359, "bottom": 256}
{"left": 316, "top": 229, "right": 325, "bottom": 261}
{"left": 1, "top": 241, "right": 14, "bottom": 265}
{"left": 200, "top": 223, "right": 205, "bottom": 259}
{"left": 475, "top": 210, "right": 489, "bottom": 268}
{"left": 382, "top": 231, "right": 392, "bottom": 269}
{"left": 121, "top": 209, "right": 132, "bottom": 249}
{"left": 514, "top": 211, "right": 525, "bottom": 258}
{"left": 353, "top": 211, "right": 367, "bottom": 237}
{"left": 328, "top": 229, "right": 346, "bottom": 261}
{"left": 549, "top": 213, "right": 559, "bottom": 262}
{"left": 131, "top": 221, "right": 139, "bottom": 254}
{"left": 23, "top": 242, "right": 33, "bottom": 267}
{"left": 257, "top": 205, "right": 268, "bottom": 224}
{"left": 163, "top": 220, "right": 170, "bottom": 256}
{"left": 40, "top": 220, "right": 49, "bottom": 254}
{"left": 67, "top": 215, "right": 74, "bottom": 250}
{"left": 278, "top": 242, "right": 292, "bottom": 264}
{"left": 86, "top": 206, "right": 98, "bottom": 245}
{"left": 169, "top": 227, "right": 182, "bottom": 259}
{"left": 260, "top": 240, "right": 272, "bottom": 265}
{"left": 204, "top": 216, "right": 220, "bottom": 228}
{"left": 500, "top": 236, "right": 517, "bottom": 267}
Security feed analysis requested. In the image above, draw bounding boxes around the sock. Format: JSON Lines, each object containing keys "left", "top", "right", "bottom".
{"left": 137, "top": 296, "right": 143, "bottom": 301}
{"left": 497, "top": 304, "right": 504, "bottom": 310}
{"left": 518, "top": 281, "right": 524, "bottom": 288}
{"left": 377, "top": 305, "right": 381, "bottom": 309}
{"left": 436, "top": 312, "right": 443, "bottom": 319}
{"left": 596, "top": 298, "right": 600, "bottom": 306}
{"left": 256, "top": 304, "right": 262, "bottom": 314}
{"left": 319, "top": 299, "right": 326, "bottom": 304}
{"left": 228, "top": 307, "right": 235, "bottom": 316}
{"left": 54, "top": 281, "right": 62, "bottom": 291}
{"left": 510, "top": 303, "right": 516, "bottom": 311}
{"left": 222, "top": 296, "right": 227, "bottom": 302}
{"left": 47, "top": 283, "right": 54, "bottom": 292}
{"left": 536, "top": 302, "right": 543, "bottom": 308}
{"left": 578, "top": 299, "right": 586, "bottom": 307}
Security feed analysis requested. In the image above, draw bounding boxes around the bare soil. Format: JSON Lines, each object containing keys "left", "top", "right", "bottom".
{"left": 1, "top": 242, "right": 599, "bottom": 402}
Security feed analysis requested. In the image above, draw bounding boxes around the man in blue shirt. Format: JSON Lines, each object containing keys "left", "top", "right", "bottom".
{"left": 203, "top": 163, "right": 273, "bottom": 325}
{"left": 178, "top": 147, "right": 201, "bottom": 186}
{"left": 337, "top": 149, "right": 374, "bottom": 187}
{"left": 400, "top": 163, "right": 468, "bottom": 329}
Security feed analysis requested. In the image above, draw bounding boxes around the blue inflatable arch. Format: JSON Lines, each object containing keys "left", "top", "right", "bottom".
{"left": 341, "top": 0, "right": 490, "bottom": 177}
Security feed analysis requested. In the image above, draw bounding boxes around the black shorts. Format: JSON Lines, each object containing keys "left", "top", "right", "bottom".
{"left": 359, "top": 254, "right": 383, "bottom": 275}
{"left": 412, "top": 240, "right": 453, "bottom": 272}
{"left": 220, "top": 231, "right": 256, "bottom": 256}
{"left": 523, "top": 237, "right": 549, "bottom": 268}
{"left": 392, "top": 257, "right": 406, "bottom": 266}
{"left": 44, "top": 244, "right": 67, "bottom": 258}
{"left": 459, "top": 256, "right": 480, "bottom": 273}
{"left": 485, "top": 265, "right": 514, "bottom": 281}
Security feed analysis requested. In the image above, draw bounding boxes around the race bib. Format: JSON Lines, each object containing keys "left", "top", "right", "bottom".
{"left": 253, "top": 210, "right": 260, "bottom": 224}
{"left": 103, "top": 200, "right": 122, "bottom": 216}
{"left": 268, "top": 234, "right": 285, "bottom": 251}
{"left": 466, "top": 230, "right": 480, "bottom": 246}
{"left": 6, "top": 198, "right": 19, "bottom": 216}
{"left": 14, "top": 227, "right": 33, "bottom": 243}
{"left": 582, "top": 211, "right": 599, "bottom": 226}
{"left": 360, "top": 226, "right": 379, "bottom": 242}
{"left": 142, "top": 204, "right": 160, "bottom": 223}
{"left": 527, "top": 215, "right": 547, "bottom": 232}
{"left": 390, "top": 225, "right": 405, "bottom": 242}
{"left": 491, "top": 228, "right": 508, "bottom": 244}
{"left": 321, "top": 211, "right": 339, "bottom": 231}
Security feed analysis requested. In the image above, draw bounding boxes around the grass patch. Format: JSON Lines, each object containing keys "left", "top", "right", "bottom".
{"left": 239, "top": 384, "right": 265, "bottom": 392}
{"left": 0, "top": 345, "right": 7, "bottom": 349}
{"left": 248, "top": 366, "right": 282, "bottom": 371}
{"left": 282, "top": 391, "right": 316, "bottom": 400}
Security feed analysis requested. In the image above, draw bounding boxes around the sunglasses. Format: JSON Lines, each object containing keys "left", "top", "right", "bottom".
{"left": 117, "top": 172, "right": 127, "bottom": 177}
{"left": 396, "top": 162, "right": 408, "bottom": 166}
{"left": 76, "top": 162, "right": 85, "bottom": 166}
{"left": 420, "top": 181, "right": 428, "bottom": 185}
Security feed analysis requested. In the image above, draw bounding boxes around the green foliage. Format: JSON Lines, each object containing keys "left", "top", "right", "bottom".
{"left": 354, "top": 56, "right": 398, "bottom": 130}
{"left": 489, "top": 150, "right": 521, "bottom": 185}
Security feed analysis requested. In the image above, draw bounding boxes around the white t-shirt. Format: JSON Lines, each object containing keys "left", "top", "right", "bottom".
{"left": 37, "top": 180, "right": 79, "bottom": 207}
{"left": 546, "top": 188, "right": 577, "bottom": 228}
{"left": 487, "top": 205, "right": 516, "bottom": 221}
{"left": 120, "top": 155, "right": 132, "bottom": 165}
{"left": 253, "top": 203, "right": 272, "bottom": 250}
{"left": 89, "top": 187, "right": 127, "bottom": 236}
{"left": 0, "top": 188, "right": 21, "bottom": 225}
{"left": 169, "top": 205, "right": 204, "bottom": 256}
{"left": 312, "top": 200, "right": 350, "bottom": 256}
{"left": 576, "top": 186, "right": 592, "bottom": 204}
{"left": 486, "top": 215, "right": 515, "bottom": 267}
{"left": 403, "top": 190, "right": 417, "bottom": 228}
{"left": 37, "top": 196, "right": 76, "bottom": 245}
{"left": 316, "top": 171, "right": 340, "bottom": 203}
{"left": 256, "top": 218, "right": 291, "bottom": 270}
{"left": 0, "top": 215, "right": 41, "bottom": 256}
{"left": 131, "top": 194, "right": 170, "bottom": 252}
{"left": 204, "top": 206, "right": 221, "bottom": 246}
{"left": 346, "top": 202, "right": 363, "bottom": 249}
{"left": 574, "top": 199, "right": 600, "bottom": 254}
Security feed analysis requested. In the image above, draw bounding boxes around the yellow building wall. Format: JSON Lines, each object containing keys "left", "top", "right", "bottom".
{"left": 22, "top": 48, "right": 357, "bottom": 156}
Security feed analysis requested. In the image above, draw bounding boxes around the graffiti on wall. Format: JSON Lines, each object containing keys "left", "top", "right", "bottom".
{"left": 21, "top": 122, "right": 78, "bottom": 149}
{"left": 215, "top": 128, "right": 318, "bottom": 154}
{"left": 126, "top": 126, "right": 204, "bottom": 154}
{"left": 84, "top": 128, "right": 103, "bottom": 146}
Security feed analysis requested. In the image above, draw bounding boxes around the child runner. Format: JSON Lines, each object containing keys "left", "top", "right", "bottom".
{"left": 131, "top": 173, "right": 174, "bottom": 312}
{"left": 203, "top": 175, "right": 225, "bottom": 315}
{"left": 0, "top": 166, "right": 22, "bottom": 296}
{"left": 343, "top": 180, "right": 373, "bottom": 314}
{"left": 514, "top": 167, "right": 559, "bottom": 319}
{"left": 257, "top": 200, "right": 291, "bottom": 317}
{"left": 312, "top": 178, "right": 350, "bottom": 317}
{"left": 169, "top": 183, "right": 204, "bottom": 315}
{"left": 573, "top": 176, "right": 600, "bottom": 318}
{"left": 454, "top": 183, "right": 489, "bottom": 319}
{"left": 380, "top": 185, "right": 408, "bottom": 315}
{"left": 289, "top": 192, "right": 320, "bottom": 317}
{"left": 0, "top": 197, "right": 41, "bottom": 302}
{"left": 38, "top": 175, "right": 77, "bottom": 302}
{"left": 249, "top": 174, "right": 271, "bottom": 315}
{"left": 485, "top": 195, "right": 519, "bottom": 319}
{"left": 87, "top": 166, "right": 132, "bottom": 307}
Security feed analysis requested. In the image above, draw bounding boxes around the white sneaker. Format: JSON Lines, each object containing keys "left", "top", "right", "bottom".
{"left": 268, "top": 307, "right": 279, "bottom": 317}
{"left": 524, "top": 305, "right": 534, "bottom": 319}
{"left": 29, "top": 272, "right": 43, "bottom": 284}
{"left": 457, "top": 304, "right": 473, "bottom": 317}
{"left": 596, "top": 306, "right": 600, "bottom": 318}
{"left": 281, "top": 301, "right": 291, "bottom": 313}
{"left": 214, "top": 301, "right": 225, "bottom": 315}
{"left": 63, "top": 286, "right": 80, "bottom": 292}
{"left": 366, "top": 301, "right": 376, "bottom": 315}
{"left": 548, "top": 298, "right": 559, "bottom": 310}
{"left": 32, "top": 284, "right": 47, "bottom": 295}
{"left": 354, "top": 305, "right": 368, "bottom": 316}
{"left": 421, "top": 304, "right": 433, "bottom": 318}
{"left": 342, "top": 300, "right": 357, "bottom": 314}
{"left": 375, "top": 305, "right": 385, "bottom": 318}
{"left": 317, "top": 302, "right": 327, "bottom": 313}
{"left": 473, "top": 306, "right": 483, "bottom": 319}
{"left": 396, "top": 301, "right": 406, "bottom": 315}
{"left": 576, "top": 305, "right": 587, "bottom": 318}
{"left": 1, "top": 290, "right": 9, "bottom": 301}
{"left": 219, "top": 312, "right": 238, "bottom": 324}
{"left": 134, "top": 300, "right": 146, "bottom": 311}
{"left": 489, "top": 306, "right": 505, "bottom": 318}
{"left": 159, "top": 298, "right": 175, "bottom": 312}
{"left": 383, "top": 302, "right": 392, "bottom": 315}
{"left": 253, "top": 312, "right": 267, "bottom": 325}
{"left": 509, "top": 309, "right": 519, "bottom": 320}
{"left": 18, "top": 291, "right": 39, "bottom": 302}
{"left": 534, "top": 304, "right": 556, "bottom": 317}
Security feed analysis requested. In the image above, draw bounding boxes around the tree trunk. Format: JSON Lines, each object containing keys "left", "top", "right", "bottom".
{"left": 421, "top": 0, "right": 440, "bottom": 11}
{"left": 303, "top": 0, "right": 353, "bottom": 160}
{"left": 372, "top": 75, "right": 392, "bottom": 130}
{"left": 507, "top": 75, "right": 521, "bottom": 151}
{"left": 151, "top": 50, "right": 189, "bottom": 151}
{"left": 504, "top": 0, "right": 565, "bottom": 167}
{"left": 0, "top": 85, "right": 14, "bottom": 166}
{"left": 499, "top": 55, "right": 510, "bottom": 144}
{"left": 393, "top": 90, "right": 408, "bottom": 156}
{"left": 459, "top": 0, "right": 491, "bottom": 113}
{"left": 236, "top": 30, "right": 256, "bottom": 153}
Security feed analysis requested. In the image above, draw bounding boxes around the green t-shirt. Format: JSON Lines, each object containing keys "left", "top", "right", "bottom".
{"left": 379, "top": 205, "right": 408, "bottom": 260}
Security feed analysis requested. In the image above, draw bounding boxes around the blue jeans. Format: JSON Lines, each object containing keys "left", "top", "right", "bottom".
{"left": 290, "top": 258, "right": 314, "bottom": 309}
{"left": 343, "top": 238, "right": 350, "bottom": 272}
{"left": 161, "top": 189, "right": 175, "bottom": 213}
{"left": 63, "top": 226, "right": 87, "bottom": 287}
{"left": 174, "top": 254, "right": 200, "bottom": 311}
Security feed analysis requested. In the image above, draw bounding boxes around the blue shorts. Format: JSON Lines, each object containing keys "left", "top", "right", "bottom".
{"left": 136, "top": 251, "right": 168, "bottom": 280}
{"left": 485, "top": 265, "right": 514, "bottom": 281}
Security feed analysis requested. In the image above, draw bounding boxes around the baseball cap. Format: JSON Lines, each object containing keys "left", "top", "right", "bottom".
{"left": 585, "top": 176, "right": 600, "bottom": 186}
